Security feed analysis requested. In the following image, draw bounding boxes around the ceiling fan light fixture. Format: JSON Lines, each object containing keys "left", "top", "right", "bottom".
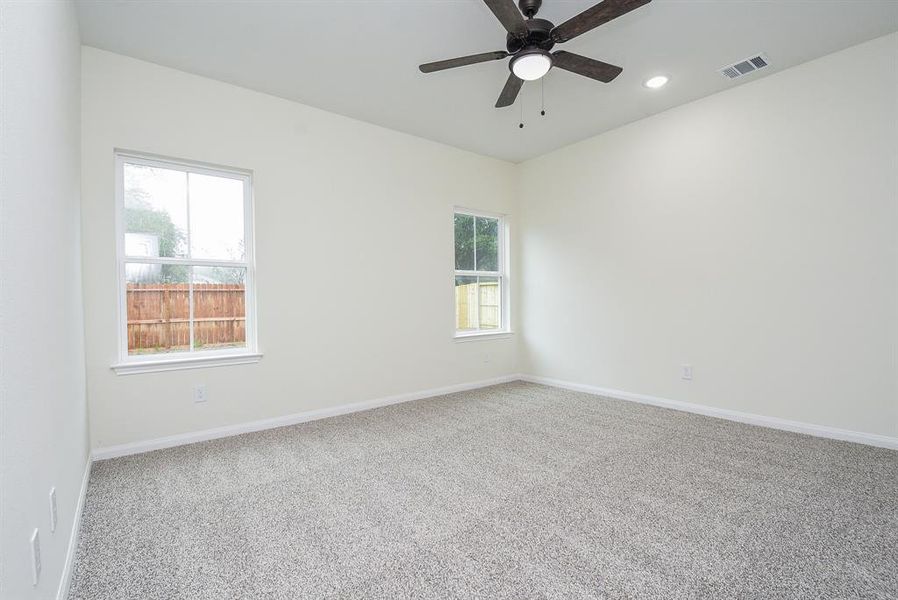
{"left": 511, "top": 49, "right": 553, "bottom": 81}
{"left": 418, "top": 0, "right": 655, "bottom": 108}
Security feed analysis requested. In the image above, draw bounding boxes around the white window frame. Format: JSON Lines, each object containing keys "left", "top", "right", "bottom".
{"left": 453, "top": 207, "right": 512, "bottom": 340}
{"left": 112, "top": 150, "right": 261, "bottom": 375}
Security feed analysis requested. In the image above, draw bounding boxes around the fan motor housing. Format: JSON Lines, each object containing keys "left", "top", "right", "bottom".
{"left": 518, "top": 0, "right": 542, "bottom": 18}
{"left": 506, "top": 18, "right": 555, "bottom": 54}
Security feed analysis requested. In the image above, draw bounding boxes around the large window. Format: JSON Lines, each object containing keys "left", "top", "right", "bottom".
{"left": 454, "top": 209, "right": 507, "bottom": 336}
{"left": 113, "top": 152, "right": 258, "bottom": 373}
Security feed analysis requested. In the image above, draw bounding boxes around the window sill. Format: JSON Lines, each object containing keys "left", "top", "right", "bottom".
{"left": 454, "top": 331, "right": 514, "bottom": 342}
{"left": 112, "top": 352, "right": 263, "bottom": 375}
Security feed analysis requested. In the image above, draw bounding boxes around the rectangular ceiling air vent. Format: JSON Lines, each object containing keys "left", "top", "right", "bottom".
{"left": 719, "top": 53, "right": 769, "bottom": 79}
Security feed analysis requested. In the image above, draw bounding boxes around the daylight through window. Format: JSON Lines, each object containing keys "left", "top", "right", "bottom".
{"left": 116, "top": 152, "right": 256, "bottom": 364}
{"left": 454, "top": 210, "right": 506, "bottom": 335}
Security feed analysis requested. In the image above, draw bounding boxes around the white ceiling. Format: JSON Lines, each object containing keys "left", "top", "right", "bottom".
{"left": 75, "top": 0, "right": 898, "bottom": 163}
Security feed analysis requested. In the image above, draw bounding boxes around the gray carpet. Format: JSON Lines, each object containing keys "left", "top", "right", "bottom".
{"left": 69, "top": 382, "right": 898, "bottom": 599}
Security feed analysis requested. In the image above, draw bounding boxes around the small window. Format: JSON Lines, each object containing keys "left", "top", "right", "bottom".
{"left": 454, "top": 209, "right": 508, "bottom": 336}
{"left": 114, "top": 152, "right": 258, "bottom": 373}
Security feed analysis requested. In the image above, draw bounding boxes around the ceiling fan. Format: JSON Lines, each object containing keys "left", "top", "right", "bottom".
{"left": 419, "top": 0, "right": 652, "bottom": 108}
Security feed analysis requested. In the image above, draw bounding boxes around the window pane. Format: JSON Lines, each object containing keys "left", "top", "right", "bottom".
{"left": 123, "top": 163, "right": 188, "bottom": 258}
{"left": 455, "top": 275, "right": 478, "bottom": 331}
{"left": 478, "top": 276, "right": 501, "bottom": 330}
{"left": 454, "top": 213, "right": 474, "bottom": 270}
{"left": 192, "top": 266, "right": 246, "bottom": 351}
{"left": 125, "top": 263, "right": 190, "bottom": 355}
{"left": 189, "top": 173, "right": 245, "bottom": 261}
{"left": 475, "top": 217, "right": 499, "bottom": 272}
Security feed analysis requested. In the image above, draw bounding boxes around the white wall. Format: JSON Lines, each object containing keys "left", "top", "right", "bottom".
{"left": 0, "top": 1, "right": 89, "bottom": 598}
{"left": 82, "top": 32, "right": 897, "bottom": 451}
{"left": 518, "top": 33, "right": 898, "bottom": 439}
{"left": 81, "top": 48, "right": 518, "bottom": 450}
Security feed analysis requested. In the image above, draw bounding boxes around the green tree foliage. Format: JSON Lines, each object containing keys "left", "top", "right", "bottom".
{"left": 158, "top": 263, "right": 189, "bottom": 283}
{"left": 454, "top": 214, "right": 498, "bottom": 273}
{"left": 203, "top": 266, "right": 246, "bottom": 284}
{"left": 475, "top": 216, "right": 498, "bottom": 271}
{"left": 455, "top": 213, "right": 475, "bottom": 270}
{"left": 125, "top": 204, "right": 184, "bottom": 258}
{"left": 125, "top": 202, "right": 188, "bottom": 282}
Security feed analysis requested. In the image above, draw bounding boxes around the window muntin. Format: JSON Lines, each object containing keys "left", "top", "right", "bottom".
{"left": 454, "top": 210, "right": 506, "bottom": 335}
{"left": 116, "top": 152, "right": 256, "bottom": 363}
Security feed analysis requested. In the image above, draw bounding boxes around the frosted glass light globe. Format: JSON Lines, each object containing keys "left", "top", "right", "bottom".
{"left": 511, "top": 52, "right": 552, "bottom": 81}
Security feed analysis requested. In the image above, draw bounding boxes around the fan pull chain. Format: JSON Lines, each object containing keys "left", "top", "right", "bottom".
{"left": 519, "top": 95, "right": 524, "bottom": 129}
{"left": 541, "top": 78, "right": 546, "bottom": 116}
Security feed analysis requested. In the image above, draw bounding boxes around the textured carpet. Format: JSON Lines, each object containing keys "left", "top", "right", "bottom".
{"left": 69, "top": 382, "right": 898, "bottom": 599}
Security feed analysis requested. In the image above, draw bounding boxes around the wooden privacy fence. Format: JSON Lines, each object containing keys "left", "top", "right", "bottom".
{"left": 127, "top": 283, "right": 245, "bottom": 353}
{"left": 456, "top": 281, "right": 499, "bottom": 330}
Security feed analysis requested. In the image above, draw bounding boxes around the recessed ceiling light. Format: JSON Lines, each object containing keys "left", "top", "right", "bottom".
{"left": 644, "top": 75, "right": 669, "bottom": 89}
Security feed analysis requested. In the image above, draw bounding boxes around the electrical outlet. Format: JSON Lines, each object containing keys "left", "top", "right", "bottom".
{"left": 483, "top": 353, "right": 491, "bottom": 364}
{"left": 681, "top": 364, "right": 693, "bottom": 381}
{"left": 193, "top": 384, "right": 207, "bottom": 403}
{"left": 30, "top": 529, "right": 41, "bottom": 586}
{"left": 49, "top": 488, "right": 57, "bottom": 533}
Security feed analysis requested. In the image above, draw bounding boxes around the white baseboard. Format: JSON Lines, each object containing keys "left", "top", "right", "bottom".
{"left": 92, "top": 374, "right": 520, "bottom": 460}
{"left": 92, "top": 372, "right": 897, "bottom": 460}
{"left": 520, "top": 374, "right": 898, "bottom": 450}
{"left": 56, "top": 456, "right": 92, "bottom": 600}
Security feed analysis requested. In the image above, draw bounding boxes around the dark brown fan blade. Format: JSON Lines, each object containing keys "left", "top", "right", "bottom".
{"left": 483, "top": 0, "right": 528, "bottom": 37}
{"left": 552, "top": 51, "right": 623, "bottom": 82}
{"left": 495, "top": 73, "right": 524, "bottom": 108}
{"left": 552, "top": 0, "right": 651, "bottom": 43}
{"left": 419, "top": 51, "right": 509, "bottom": 73}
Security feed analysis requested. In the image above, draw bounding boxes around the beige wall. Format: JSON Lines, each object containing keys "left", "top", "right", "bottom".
{"left": 517, "top": 33, "right": 898, "bottom": 438}
{"left": 82, "top": 32, "right": 897, "bottom": 452}
{"left": 81, "top": 48, "right": 518, "bottom": 450}
{"left": 0, "top": 1, "right": 89, "bottom": 597}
